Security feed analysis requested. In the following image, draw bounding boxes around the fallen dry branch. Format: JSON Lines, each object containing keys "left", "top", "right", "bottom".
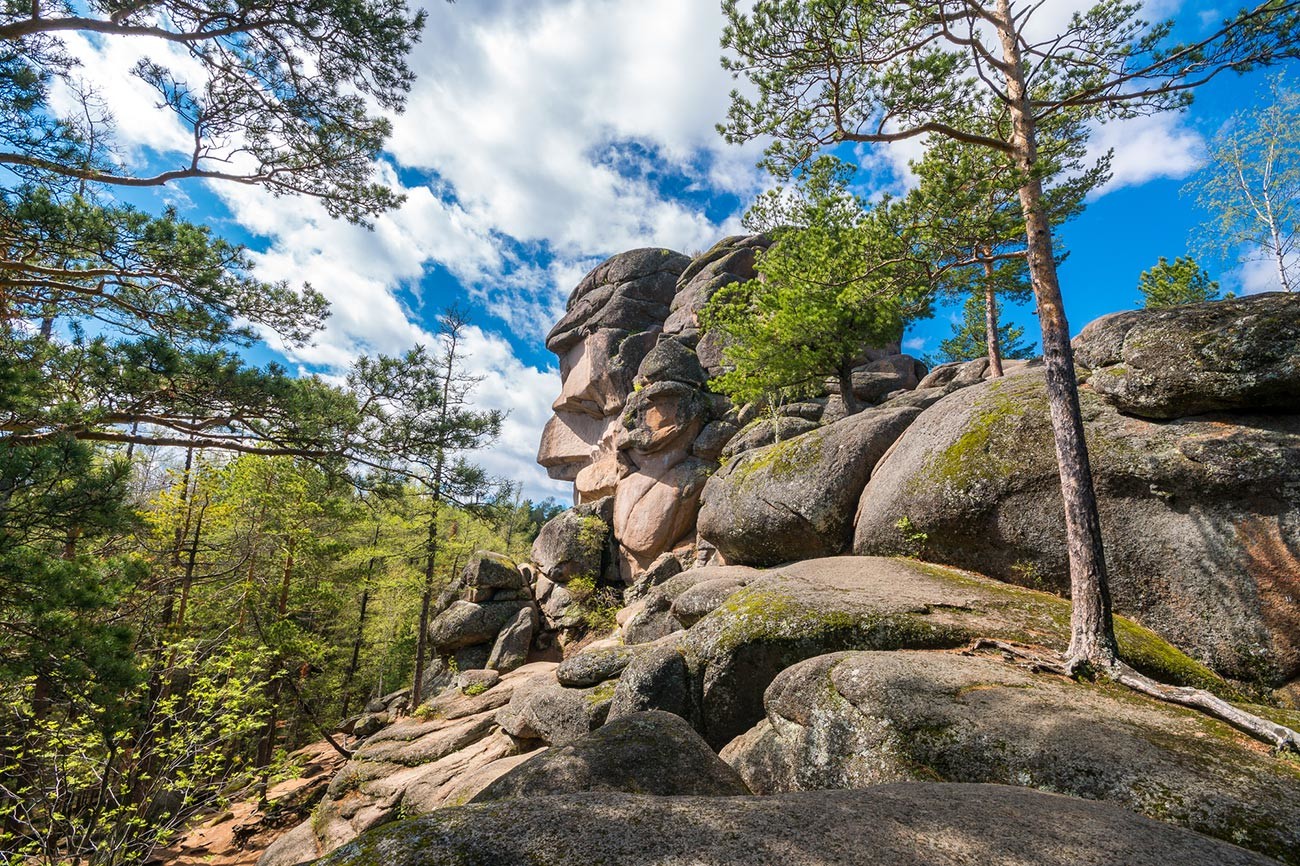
{"left": 963, "top": 638, "right": 1300, "bottom": 753}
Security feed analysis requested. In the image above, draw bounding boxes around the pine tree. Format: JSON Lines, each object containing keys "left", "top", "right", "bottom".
{"left": 720, "top": 0, "right": 1300, "bottom": 749}
{"left": 933, "top": 293, "right": 1037, "bottom": 365}
{"left": 1138, "top": 257, "right": 1223, "bottom": 308}
{"left": 704, "top": 157, "right": 929, "bottom": 414}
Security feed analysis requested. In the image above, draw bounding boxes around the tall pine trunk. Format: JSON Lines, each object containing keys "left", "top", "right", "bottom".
{"left": 982, "top": 262, "right": 1004, "bottom": 377}
{"left": 340, "top": 522, "right": 380, "bottom": 719}
{"left": 995, "top": 0, "right": 1117, "bottom": 669}
{"left": 411, "top": 326, "right": 460, "bottom": 706}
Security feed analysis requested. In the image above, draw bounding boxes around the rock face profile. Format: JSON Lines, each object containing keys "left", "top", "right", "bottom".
{"left": 535, "top": 236, "right": 925, "bottom": 580}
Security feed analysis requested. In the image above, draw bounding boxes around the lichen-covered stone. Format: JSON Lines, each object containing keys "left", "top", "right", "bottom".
{"left": 485, "top": 607, "right": 533, "bottom": 673}
{"left": 316, "top": 783, "right": 1278, "bottom": 866}
{"left": 854, "top": 368, "right": 1300, "bottom": 686}
{"left": 607, "top": 645, "right": 691, "bottom": 722}
{"left": 427, "top": 600, "right": 529, "bottom": 653}
{"left": 722, "top": 650, "right": 1300, "bottom": 863}
{"left": 1073, "top": 291, "right": 1300, "bottom": 419}
{"left": 699, "top": 407, "right": 920, "bottom": 567}
{"left": 495, "top": 676, "right": 613, "bottom": 746}
{"left": 460, "top": 552, "right": 523, "bottom": 592}
{"left": 531, "top": 508, "right": 611, "bottom": 584}
{"left": 556, "top": 645, "right": 635, "bottom": 688}
{"left": 672, "top": 557, "right": 1234, "bottom": 749}
{"left": 472, "top": 711, "right": 749, "bottom": 802}
{"left": 719, "top": 416, "right": 819, "bottom": 460}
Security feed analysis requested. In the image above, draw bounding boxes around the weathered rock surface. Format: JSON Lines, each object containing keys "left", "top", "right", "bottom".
{"left": 484, "top": 607, "right": 533, "bottom": 673}
{"left": 722, "top": 650, "right": 1300, "bottom": 862}
{"left": 1074, "top": 291, "right": 1300, "bottom": 419}
{"left": 853, "top": 369, "right": 1300, "bottom": 685}
{"left": 719, "top": 416, "right": 820, "bottom": 460}
{"left": 699, "top": 408, "right": 921, "bottom": 567}
{"left": 494, "top": 674, "right": 614, "bottom": 746}
{"left": 635, "top": 338, "right": 708, "bottom": 387}
{"left": 666, "top": 557, "right": 1229, "bottom": 749}
{"left": 555, "top": 645, "right": 635, "bottom": 688}
{"left": 460, "top": 552, "right": 522, "bottom": 593}
{"left": 621, "top": 565, "right": 762, "bottom": 646}
{"left": 663, "top": 235, "right": 771, "bottom": 371}
{"left": 427, "top": 600, "right": 529, "bottom": 653}
{"left": 316, "top": 783, "right": 1278, "bottom": 866}
{"left": 471, "top": 711, "right": 749, "bottom": 802}
{"left": 259, "top": 664, "right": 557, "bottom": 866}
{"left": 530, "top": 501, "right": 611, "bottom": 584}
{"left": 607, "top": 644, "right": 692, "bottom": 721}
{"left": 545, "top": 248, "right": 690, "bottom": 356}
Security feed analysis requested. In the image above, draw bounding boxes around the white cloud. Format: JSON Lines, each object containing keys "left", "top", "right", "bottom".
{"left": 1088, "top": 114, "right": 1205, "bottom": 194}
{"left": 1230, "top": 250, "right": 1298, "bottom": 296}
{"left": 386, "top": 0, "right": 758, "bottom": 256}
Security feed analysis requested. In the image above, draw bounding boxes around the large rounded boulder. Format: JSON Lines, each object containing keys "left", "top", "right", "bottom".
{"left": 853, "top": 368, "right": 1300, "bottom": 687}
{"left": 721, "top": 650, "right": 1300, "bottom": 861}
{"left": 1073, "top": 291, "right": 1300, "bottom": 419}
{"left": 315, "top": 783, "right": 1279, "bottom": 866}
{"left": 698, "top": 407, "right": 920, "bottom": 567}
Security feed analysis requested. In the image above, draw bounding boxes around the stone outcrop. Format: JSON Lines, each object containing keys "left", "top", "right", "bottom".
{"left": 535, "top": 237, "right": 921, "bottom": 580}
{"left": 722, "top": 650, "right": 1300, "bottom": 861}
{"left": 423, "top": 551, "right": 546, "bottom": 675}
{"left": 264, "top": 262, "right": 1300, "bottom": 866}
{"left": 1073, "top": 291, "right": 1300, "bottom": 419}
{"left": 853, "top": 367, "right": 1300, "bottom": 686}
{"left": 471, "top": 711, "right": 749, "bottom": 801}
{"left": 259, "top": 664, "right": 556, "bottom": 865}
{"left": 315, "top": 783, "right": 1279, "bottom": 866}
{"left": 697, "top": 407, "right": 921, "bottom": 567}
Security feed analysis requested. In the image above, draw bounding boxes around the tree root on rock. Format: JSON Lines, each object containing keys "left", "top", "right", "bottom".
{"left": 961, "top": 638, "right": 1300, "bottom": 754}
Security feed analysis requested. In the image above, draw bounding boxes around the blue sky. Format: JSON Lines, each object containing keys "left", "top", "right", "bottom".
{"left": 62, "top": 0, "right": 1298, "bottom": 499}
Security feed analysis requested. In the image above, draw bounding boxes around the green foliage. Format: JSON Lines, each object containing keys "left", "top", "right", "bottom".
{"left": 703, "top": 157, "right": 929, "bottom": 410}
{"left": 462, "top": 682, "right": 489, "bottom": 697}
{"left": 1138, "top": 256, "right": 1224, "bottom": 308}
{"left": 564, "top": 575, "right": 622, "bottom": 634}
{"left": 893, "top": 516, "right": 928, "bottom": 559}
{"left": 0, "top": 1, "right": 426, "bottom": 221}
{"left": 1187, "top": 74, "right": 1300, "bottom": 294}
{"left": 0, "top": 0, "right": 427, "bottom": 465}
{"left": 931, "top": 293, "right": 1037, "bottom": 365}
{"left": 0, "top": 641, "right": 270, "bottom": 866}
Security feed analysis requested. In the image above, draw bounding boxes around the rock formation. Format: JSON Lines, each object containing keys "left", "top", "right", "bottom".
{"left": 854, "top": 293, "right": 1300, "bottom": 688}
{"left": 315, "top": 783, "right": 1280, "bottom": 866}
{"left": 259, "top": 263, "right": 1300, "bottom": 866}
{"left": 535, "top": 236, "right": 924, "bottom": 581}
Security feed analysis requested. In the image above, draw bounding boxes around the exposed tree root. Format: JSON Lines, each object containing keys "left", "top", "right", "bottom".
{"left": 962, "top": 638, "right": 1300, "bottom": 754}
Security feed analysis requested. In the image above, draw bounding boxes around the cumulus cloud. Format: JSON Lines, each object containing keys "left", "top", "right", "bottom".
{"left": 1087, "top": 114, "right": 1205, "bottom": 194}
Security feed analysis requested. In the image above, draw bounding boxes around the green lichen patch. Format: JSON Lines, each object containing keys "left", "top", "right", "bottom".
{"left": 900, "top": 560, "right": 1242, "bottom": 699}
{"left": 729, "top": 427, "right": 826, "bottom": 487}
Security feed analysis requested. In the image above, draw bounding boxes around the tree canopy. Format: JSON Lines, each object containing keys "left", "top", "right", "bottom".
{"left": 1187, "top": 73, "right": 1299, "bottom": 293}
{"left": 703, "top": 157, "right": 929, "bottom": 414}
{"left": 1138, "top": 256, "right": 1224, "bottom": 308}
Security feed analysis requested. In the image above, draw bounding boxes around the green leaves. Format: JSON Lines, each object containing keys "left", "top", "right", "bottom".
{"left": 704, "top": 157, "right": 928, "bottom": 409}
{"left": 0, "top": 0, "right": 426, "bottom": 222}
{"left": 1137, "top": 256, "right": 1223, "bottom": 308}
{"left": 1186, "top": 74, "right": 1299, "bottom": 293}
